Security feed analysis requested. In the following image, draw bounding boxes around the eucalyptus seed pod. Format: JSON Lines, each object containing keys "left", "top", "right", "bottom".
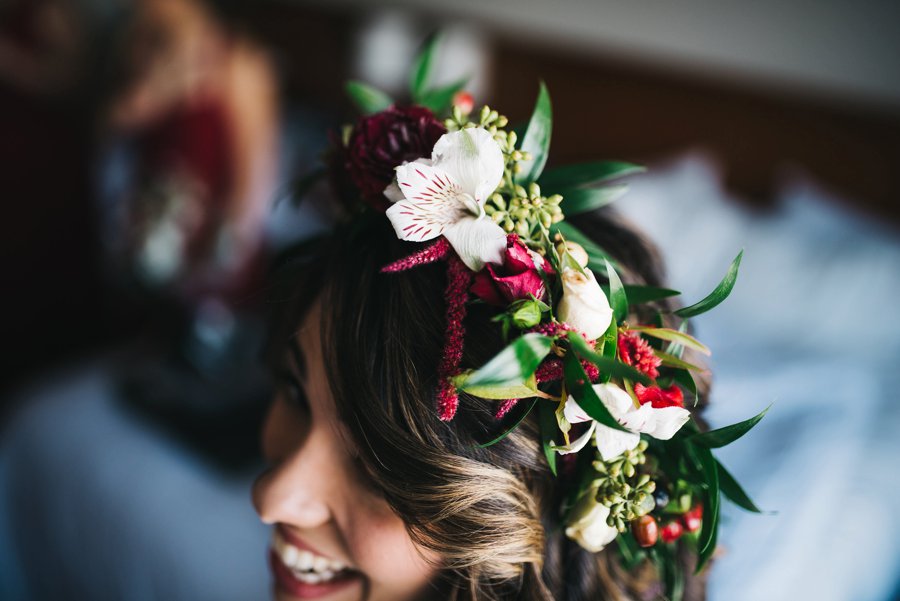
{"left": 502, "top": 218, "right": 514, "bottom": 233}
{"left": 631, "top": 515, "right": 659, "bottom": 547}
{"left": 488, "top": 110, "right": 499, "bottom": 123}
{"left": 515, "top": 220, "right": 530, "bottom": 238}
{"left": 624, "top": 462, "right": 636, "bottom": 478}
{"left": 484, "top": 204, "right": 496, "bottom": 215}
{"left": 514, "top": 185, "right": 528, "bottom": 198}
{"left": 547, "top": 194, "right": 563, "bottom": 205}
{"left": 496, "top": 115, "right": 508, "bottom": 127}
{"left": 540, "top": 210, "right": 552, "bottom": 229}
{"left": 529, "top": 182, "right": 541, "bottom": 198}
{"left": 491, "top": 212, "right": 505, "bottom": 224}
{"left": 507, "top": 131, "right": 518, "bottom": 146}
{"left": 552, "top": 213, "right": 564, "bottom": 224}
{"left": 480, "top": 105, "right": 491, "bottom": 124}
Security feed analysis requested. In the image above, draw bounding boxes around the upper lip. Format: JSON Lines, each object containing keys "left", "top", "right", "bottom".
{"left": 276, "top": 524, "right": 353, "bottom": 569}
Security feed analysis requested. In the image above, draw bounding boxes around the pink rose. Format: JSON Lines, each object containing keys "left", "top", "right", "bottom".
{"left": 471, "top": 235, "right": 551, "bottom": 306}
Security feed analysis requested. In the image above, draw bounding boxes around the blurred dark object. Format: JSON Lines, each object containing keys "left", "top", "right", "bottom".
{"left": 0, "top": 0, "right": 103, "bottom": 412}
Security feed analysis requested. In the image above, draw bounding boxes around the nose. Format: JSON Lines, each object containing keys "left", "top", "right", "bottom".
{"left": 252, "top": 422, "right": 335, "bottom": 528}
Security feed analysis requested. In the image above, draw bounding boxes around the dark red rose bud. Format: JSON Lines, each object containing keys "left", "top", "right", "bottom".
{"left": 631, "top": 515, "right": 659, "bottom": 548}
{"left": 471, "top": 234, "right": 548, "bottom": 306}
{"left": 682, "top": 504, "right": 703, "bottom": 533}
{"left": 660, "top": 520, "right": 684, "bottom": 543}
{"left": 345, "top": 105, "right": 445, "bottom": 211}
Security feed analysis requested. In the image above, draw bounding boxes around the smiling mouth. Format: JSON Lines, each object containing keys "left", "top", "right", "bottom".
{"left": 270, "top": 528, "right": 362, "bottom": 598}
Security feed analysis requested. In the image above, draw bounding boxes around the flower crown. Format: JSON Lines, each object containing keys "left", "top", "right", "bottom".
{"left": 301, "top": 36, "right": 766, "bottom": 598}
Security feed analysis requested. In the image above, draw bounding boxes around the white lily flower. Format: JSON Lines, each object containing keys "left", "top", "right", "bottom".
{"left": 385, "top": 128, "right": 507, "bottom": 271}
{"left": 591, "top": 383, "right": 691, "bottom": 461}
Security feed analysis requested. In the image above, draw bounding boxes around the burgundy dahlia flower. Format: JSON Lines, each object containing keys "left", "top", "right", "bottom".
{"left": 345, "top": 105, "right": 445, "bottom": 211}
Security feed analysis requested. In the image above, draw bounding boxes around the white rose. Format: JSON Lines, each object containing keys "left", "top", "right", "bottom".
{"left": 557, "top": 267, "right": 613, "bottom": 340}
{"left": 565, "top": 485, "right": 619, "bottom": 552}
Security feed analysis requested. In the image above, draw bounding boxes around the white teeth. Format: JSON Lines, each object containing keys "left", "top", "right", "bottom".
{"left": 272, "top": 533, "right": 349, "bottom": 579}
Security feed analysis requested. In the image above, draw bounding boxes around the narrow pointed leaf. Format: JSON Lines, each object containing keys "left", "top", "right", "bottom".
{"left": 671, "top": 368, "right": 699, "bottom": 406}
{"left": 629, "top": 327, "right": 710, "bottom": 356}
{"left": 477, "top": 399, "right": 538, "bottom": 448}
{"left": 538, "top": 400, "right": 559, "bottom": 475}
{"left": 345, "top": 81, "right": 393, "bottom": 114}
{"left": 664, "top": 319, "right": 690, "bottom": 358}
{"left": 464, "top": 333, "right": 553, "bottom": 388}
{"left": 515, "top": 81, "right": 552, "bottom": 184}
{"left": 550, "top": 221, "right": 617, "bottom": 273}
{"left": 567, "top": 331, "right": 652, "bottom": 386}
{"left": 716, "top": 459, "right": 762, "bottom": 513}
{"left": 418, "top": 77, "right": 469, "bottom": 113}
{"left": 559, "top": 184, "right": 629, "bottom": 215}
{"left": 563, "top": 350, "right": 632, "bottom": 432}
{"left": 622, "top": 285, "right": 681, "bottom": 305}
{"left": 694, "top": 445, "right": 720, "bottom": 572}
{"left": 690, "top": 404, "right": 771, "bottom": 448}
{"left": 675, "top": 251, "right": 743, "bottom": 318}
{"left": 605, "top": 260, "right": 628, "bottom": 324}
{"left": 538, "top": 160, "right": 645, "bottom": 191}
{"left": 654, "top": 350, "right": 704, "bottom": 372}
{"left": 457, "top": 376, "right": 551, "bottom": 400}
{"left": 410, "top": 34, "right": 438, "bottom": 101}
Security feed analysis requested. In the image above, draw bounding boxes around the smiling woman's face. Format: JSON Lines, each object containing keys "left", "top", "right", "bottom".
{"left": 252, "top": 304, "right": 440, "bottom": 601}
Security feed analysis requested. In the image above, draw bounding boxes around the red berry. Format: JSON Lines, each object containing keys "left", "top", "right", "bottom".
{"left": 631, "top": 515, "right": 659, "bottom": 548}
{"left": 660, "top": 520, "right": 684, "bottom": 543}
{"left": 682, "top": 504, "right": 703, "bottom": 533}
{"left": 452, "top": 91, "right": 474, "bottom": 115}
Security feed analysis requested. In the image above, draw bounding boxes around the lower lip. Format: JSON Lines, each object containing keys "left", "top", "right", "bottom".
{"left": 269, "top": 549, "right": 362, "bottom": 599}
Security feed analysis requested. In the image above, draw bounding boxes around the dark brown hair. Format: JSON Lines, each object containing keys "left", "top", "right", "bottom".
{"left": 266, "top": 208, "right": 709, "bottom": 600}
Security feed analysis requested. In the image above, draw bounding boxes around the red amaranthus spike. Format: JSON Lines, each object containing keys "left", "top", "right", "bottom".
{"left": 495, "top": 399, "right": 518, "bottom": 419}
{"left": 436, "top": 255, "right": 472, "bottom": 421}
{"left": 618, "top": 331, "right": 662, "bottom": 379}
{"left": 380, "top": 238, "right": 450, "bottom": 273}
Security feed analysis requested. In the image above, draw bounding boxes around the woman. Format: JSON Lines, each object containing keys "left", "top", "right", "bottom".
{"left": 252, "top": 59, "right": 756, "bottom": 600}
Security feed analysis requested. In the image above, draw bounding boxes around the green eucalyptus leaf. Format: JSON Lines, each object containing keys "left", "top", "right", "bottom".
{"left": 515, "top": 81, "right": 552, "bottom": 185}
{"left": 345, "top": 81, "right": 393, "bottom": 114}
{"left": 558, "top": 185, "right": 629, "bottom": 215}
{"left": 538, "top": 400, "right": 559, "bottom": 475}
{"left": 550, "top": 221, "right": 617, "bottom": 273}
{"left": 664, "top": 319, "right": 690, "bottom": 358}
{"left": 622, "top": 285, "right": 681, "bottom": 305}
{"left": 567, "top": 331, "right": 652, "bottom": 386}
{"left": 538, "top": 160, "right": 645, "bottom": 191}
{"left": 418, "top": 77, "right": 468, "bottom": 113}
{"left": 716, "top": 459, "right": 762, "bottom": 513}
{"left": 628, "top": 327, "right": 710, "bottom": 356}
{"left": 654, "top": 350, "right": 704, "bottom": 372}
{"left": 456, "top": 373, "right": 548, "bottom": 400}
{"left": 477, "top": 399, "right": 538, "bottom": 448}
{"left": 694, "top": 445, "right": 720, "bottom": 572}
{"left": 672, "top": 368, "right": 699, "bottom": 406}
{"left": 563, "top": 348, "right": 632, "bottom": 431}
{"left": 675, "top": 251, "right": 743, "bottom": 318}
{"left": 605, "top": 260, "right": 628, "bottom": 324}
{"left": 410, "top": 34, "right": 438, "bottom": 101}
{"left": 689, "top": 404, "right": 771, "bottom": 449}
{"left": 464, "top": 333, "right": 553, "bottom": 388}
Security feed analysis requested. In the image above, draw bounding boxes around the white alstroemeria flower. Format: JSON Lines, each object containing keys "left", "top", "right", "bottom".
{"left": 557, "top": 267, "right": 613, "bottom": 340}
{"left": 591, "top": 383, "right": 691, "bottom": 461}
{"left": 565, "top": 485, "right": 619, "bottom": 552}
{"left": 385, "top": 128, "right": 507, "bottom": 271}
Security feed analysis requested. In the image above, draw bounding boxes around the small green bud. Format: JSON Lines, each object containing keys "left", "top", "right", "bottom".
{"left": 491, "top": 212, "right": 505, "bottom": 224}
{"left": 529, "top": 182, "right": 541, "bottom": 198}
{"left": 491, "top": 193, "right": 506, "bottom": 210}
{"left": 507, "top": 131, "right": 518, "bottom": 146}
{"left": 540, "top": 210, "right": 552, "bottom": 229}
{"left": 547, "top": 194, "right": 563, "bottom": 206}
{"left": 551, "top": 213, "right": 564, "bottom": 223}
{"left": 496, "top": 115, "right": 508, "bottom": 127}
{"left": 515, "top": 220, "right": 530, "bottom": 238}
{"left": 479, "top": 105, "right": 491, "bottom": 124}
{"left": 514, "top": 185, "right": 527, "bottom": 198}
{"left": 488, "top": 110, "right": 499, "bottom": 123}
{"left": 502, "top": 218, "right": 514, "bottom": 232}
{"left": 484, "top": 204, "right": 496, "bottom": 215}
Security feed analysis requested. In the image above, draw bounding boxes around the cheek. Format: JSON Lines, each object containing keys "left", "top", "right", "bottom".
{"left": 345, "top": 504, "right": 439, "bottom": 598}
